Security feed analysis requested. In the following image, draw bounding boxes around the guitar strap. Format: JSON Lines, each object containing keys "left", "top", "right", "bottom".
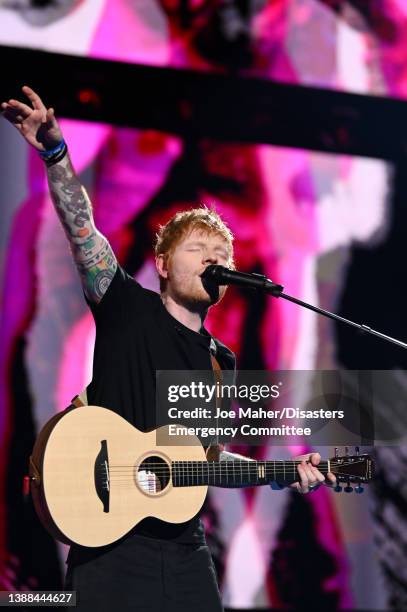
{"left": 71, "top": 388, "right": 87, "bottom": 408}
{"left": 206, "top": 352, "right": 224, "bottom": 461}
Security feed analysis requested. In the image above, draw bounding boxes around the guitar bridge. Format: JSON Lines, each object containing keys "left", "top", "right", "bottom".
{"left": 94, "top": 440, "right": 110, "bottom": 512}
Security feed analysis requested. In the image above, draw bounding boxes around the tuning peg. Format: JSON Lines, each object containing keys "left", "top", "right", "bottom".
{"left": 355, "top": 446, "right": 360, "bottom": 455}
{"left": 334, "top": 447, "right": 339, "bottom": 458}
{"left": 345, "top": 446, "right": 349, "bottom": 456}
{"left": 344, "top": 480, "right": 353, "bottom": 493}
{"left": 334, "top": 484, "right": 342, "bottom": 492}
{"left": 354, "top": 485, "right": 364, "bottom": 494}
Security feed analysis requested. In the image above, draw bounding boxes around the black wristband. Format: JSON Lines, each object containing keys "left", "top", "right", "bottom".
{"left": 44, "top": 143, "right": 68, "bottom": 167}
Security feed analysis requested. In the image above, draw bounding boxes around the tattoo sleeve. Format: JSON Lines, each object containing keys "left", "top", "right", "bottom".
{"left": 47, "top": 153, "right": 118, "bottom": 303}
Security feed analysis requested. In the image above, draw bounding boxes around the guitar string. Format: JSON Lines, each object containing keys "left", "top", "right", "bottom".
{"left": 104, "top": 464, "right": 364, "bottom": 480}
{"left": 98, "top": 460, "right": 366, "bottom": 487}
{"left": 107, "top": 463, "right": 335, "bottom": 475}
{"left": 109, "top": 471, "right": 363, "bottom": 486}
{"left": 105, "top": 460, "right": 363, "bottom": 468}
{"left": 106, "top": 470, "right": 361, "bottom": 479}
{"left": 99, "top": 460, "right": 362, "bottom": 473}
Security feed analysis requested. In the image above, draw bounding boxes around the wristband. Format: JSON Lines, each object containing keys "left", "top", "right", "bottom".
{"left": 38, "top": 139, "right": 66, "bottom": 160}
{"left": 39, "top": 140, "right": 68, "bottom": 167}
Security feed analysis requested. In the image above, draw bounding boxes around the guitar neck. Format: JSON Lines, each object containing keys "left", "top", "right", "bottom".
{"left": 171, "top": 460, "right": 330, "bottom": 487}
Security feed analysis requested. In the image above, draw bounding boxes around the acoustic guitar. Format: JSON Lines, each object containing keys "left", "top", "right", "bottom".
{"left": 29, "top": 405, "right": 374, "bottom": 547}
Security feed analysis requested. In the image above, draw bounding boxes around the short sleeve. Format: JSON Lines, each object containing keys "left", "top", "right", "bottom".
{"left": 85, "top": 265, "right": 150, "bottom": 327}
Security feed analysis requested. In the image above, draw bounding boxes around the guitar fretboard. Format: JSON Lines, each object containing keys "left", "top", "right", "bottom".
{"left": 171, "top": 460, "right": 330, "bottom": 487}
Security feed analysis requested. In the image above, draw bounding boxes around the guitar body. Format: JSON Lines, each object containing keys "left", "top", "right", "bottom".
{"left": 30, "top": 406, "right": 207, "bottom": 547}
{"left": 30, "top": 405, "right": 373, "bottom": 547}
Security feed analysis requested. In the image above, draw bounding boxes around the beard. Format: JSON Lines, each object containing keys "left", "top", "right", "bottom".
{"left": 170, "top": 275, "right": 225, "bottom": 313}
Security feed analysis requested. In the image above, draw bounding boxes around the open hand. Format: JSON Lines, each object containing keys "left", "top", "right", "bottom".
{"left": 1, "top": 85, "right": 62, "bottom": 151}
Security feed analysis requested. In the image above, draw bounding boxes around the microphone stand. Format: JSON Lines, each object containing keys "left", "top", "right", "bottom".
{"left": 264, "top": 278, "right": 407, "bottom": 350}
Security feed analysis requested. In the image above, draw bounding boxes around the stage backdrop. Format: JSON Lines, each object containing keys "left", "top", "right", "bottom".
{"left": 2, "top": 0, "right": 407, "bottom": 609}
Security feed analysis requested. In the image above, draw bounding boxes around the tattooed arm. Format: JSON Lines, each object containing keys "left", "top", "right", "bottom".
{"left": 46, "top": 154, "right": 117, "bottom": 302}
{"left": 1, "top": 85, "right": 117, "bottom": 303}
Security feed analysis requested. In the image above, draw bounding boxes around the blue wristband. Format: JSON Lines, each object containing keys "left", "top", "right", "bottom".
{"left": 39, "top": 139, "right": 66, "bottom": 160}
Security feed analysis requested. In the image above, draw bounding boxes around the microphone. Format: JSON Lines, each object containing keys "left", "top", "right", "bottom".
{"left": 201, "top": 265, "right": 284, "bottom": 296}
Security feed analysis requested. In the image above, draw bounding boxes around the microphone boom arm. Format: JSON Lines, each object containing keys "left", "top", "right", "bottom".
{"left": 203, "top": 264, "right": 407, "bottom": 350}
{"left": 277, "top": 291, "right": 407, "bottom": 350}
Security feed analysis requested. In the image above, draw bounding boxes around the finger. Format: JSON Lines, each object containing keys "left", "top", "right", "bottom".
{"left": 46, "top": 107, "right": 58, "bottom": 129}
{"left": 2, "top": 101, "right": 21, "bottom": 113}
{"left": 293, "top": 453, "right": 310, "bottom": 462}
{"left": 2, "top": 109, "right": 24, "bottom": 127}
{"left": 296, "top": 463, "right": 309, "bottom": 493}
{"left": 309, "top": 452, "right": 321, "bottom": 466}
{"left": 22, "top": 85, "right": 46, "bottom": 112}
{"left": 300, "top": 463, "right": 323, "bottom": 490}
{"left": 294, "top": 452, "right": 320, "bottom": 465}
{"left": 301, "top": 462, "right": 317, "bottom": 485}
{"left": 7, "top": 99, "right": 34, "bottom": 115}
{"left": 326, "top": 471, "right": 337, "bottom": 485}
{"left": 290, "top": 481, "right": 304, "bottom": 494}
{"left": 308, "top": 464, "right": 326, "bottom": 484}
{"left": 2, "top": 104, "right": 26, "bottom": 121}
{"left": 1, "top": 103, "right": 18, "bottom": 116}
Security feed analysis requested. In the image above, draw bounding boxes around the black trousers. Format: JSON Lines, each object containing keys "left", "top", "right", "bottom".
{"left": 64, "top": 535, "right": 223, "bottom": 612}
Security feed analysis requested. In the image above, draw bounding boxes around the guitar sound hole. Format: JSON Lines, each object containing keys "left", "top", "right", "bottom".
{"left": 137, "top": 456, "right": 170, "bottom": 495}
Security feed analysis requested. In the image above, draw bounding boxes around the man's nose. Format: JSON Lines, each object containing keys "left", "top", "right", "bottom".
{"left": 204, "top": 252, "right": 218, "bottom": 264}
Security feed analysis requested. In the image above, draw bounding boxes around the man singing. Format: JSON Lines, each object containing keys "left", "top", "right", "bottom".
{"left": 2, "top": 87, "right": 335, "bottom": 611}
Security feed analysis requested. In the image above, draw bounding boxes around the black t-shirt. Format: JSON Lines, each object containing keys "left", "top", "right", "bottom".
{"left": 67, "top": 265, "right": 235, "bottom": 564}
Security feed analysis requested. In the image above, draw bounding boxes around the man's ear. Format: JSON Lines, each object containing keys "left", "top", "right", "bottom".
{"left": 156, "top": 254, "right": 168, "bottom": 280}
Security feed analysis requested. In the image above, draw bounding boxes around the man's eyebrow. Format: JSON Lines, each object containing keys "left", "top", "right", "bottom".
{"left": 185, "top": 239, "right": 230, "bottom": 253}
{"left": 186, "top": 240, "right": 228, "bottom": 249}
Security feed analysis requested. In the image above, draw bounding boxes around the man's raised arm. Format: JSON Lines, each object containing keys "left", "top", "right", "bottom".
{"left": 1, "top": 85, "right": 117, "bottom": 303}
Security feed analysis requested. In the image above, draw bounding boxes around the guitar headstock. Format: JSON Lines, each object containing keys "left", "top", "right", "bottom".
{"left": 329, "top": 447, "right": 374, "bottom": 493}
